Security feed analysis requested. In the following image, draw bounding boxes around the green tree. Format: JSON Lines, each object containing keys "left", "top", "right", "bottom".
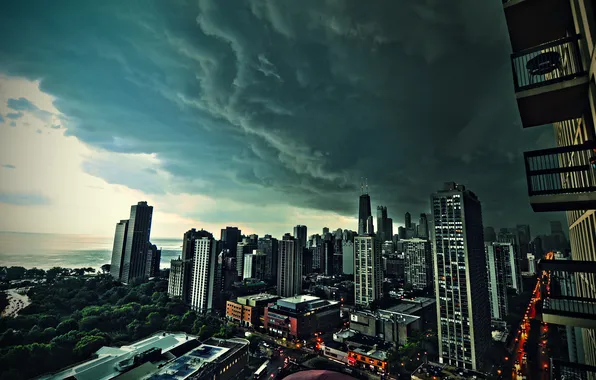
{"left": 56, "top": 318, "right": 79, "bottom": 334}
{"left": 73, "top": 335, "right": 107, "bottom": 358}
{"left": 100, "top": 264, "right": 111, "bottom": 274}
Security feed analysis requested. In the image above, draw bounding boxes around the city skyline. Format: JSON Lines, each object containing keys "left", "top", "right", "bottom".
{"left": 0, "top": 1, "right": 566, "bottom": 239}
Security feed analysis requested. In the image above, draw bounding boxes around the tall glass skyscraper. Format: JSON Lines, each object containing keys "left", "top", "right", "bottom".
{"left": 431, "top": 182, "right": 490, "bottom": 370}
{"left": 109, "top": 219, "right": 129, "bottom": 280}
{"left": 120, "top": 201, "right": 153, "bottom": 284}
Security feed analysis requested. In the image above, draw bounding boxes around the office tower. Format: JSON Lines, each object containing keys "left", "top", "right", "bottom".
{"left": 322, "top": 227, "right": 330, "bottom": 235}
{"left": 403, "top": 238, "right": 433, "bottom": 291}
{"left": 120, "top": 201, "right": 153, "bottom": 283}
{"left": 530, "top": 236, "right": 544, "bottom": 259}
{"left": 221, "top": 227, "right": 242, "bottom": 257}
{"left": 294, "top": 225, "right": 307, "bottom": 254}
{"left": 343, "top": 230, "right": 356, "bottom": 242}
{"left": 258, "top": 235, "right": 279, "bottom": 283}
{"left": 516, "top": 225, "right": 531, "bottom": 271}
{"left": 189, "top": 234, "right": 221, "bottom": 313}
{"left": 526, "top": 253, "right": 536, "bottom": 275}
{"left": 333, "top": 238, "right": 343, "bottom": 275}
{"left": 236, "top": 237, "right": 257, "bottom": 280}
{"left": 392, "top": 234, "right": 400, "bottom": 246}
{"left": 322, "top": 240, "right": 334, "bottom": 275}
{"left": 334, "top": 228, "right": 343, "bottom": 240}
{"left": 485, "top": 242, "right": 509, "bottom": 321}
{"left": 277, "top": 237, "right": 302, "bottom": 297}
{"left": 168, "top": 258, "right": 183, "bottom": 298}
{"left": 398, "top": 226, "right": 406, "bottom": 240}
{"left": 247, "top": 234, "right": 258, "bottom": 245}
{"left": 180, "top": 228, "right": 213, "bottom": 304}
{"left": 405, "top": 212, "right": 412, "bottom": 229}
{"left": 110, "top": 219, "right": 129, "bottom": 280}
{"left": 382, "top": 241, "right": 395, "bottom": 254}
{"left": 342, "top": 240, "right": 354, "bottom": 275}
{"left": 418, "top": 213, "right": 429, "bottom": 239}
{"left": 302, "top": 249, "right": 313, "bottom": 275}
{"left": 431, "top": 182, "right": 490, "bottom": 370}
{"left": 146, "top": 243, "right": 161, "bottom": 278}
{"left": 309, "top": 234, "right": 323, "bottom": 271}
{"left": 484, "top": 227, "right": 496, "bottom": 243}
{"left": 406, "top": 223, "right": 417, "bottom": 239}
{"left": 376, "top": 206, "right": 388, "bottom": 242}
{"left": 354, "top": 234, "right": 383, "bottom": 306}
{"left": 366, "top": 215, "right": 375, "bottom": 236}
{"left": 494, "top": 239, "right": 522, "bottom": 294}
{"left": 243, "top": 250, "right": 267, "bottom": 280}
{"left": 358, "top": 187, "right": 373, "bottom": 235}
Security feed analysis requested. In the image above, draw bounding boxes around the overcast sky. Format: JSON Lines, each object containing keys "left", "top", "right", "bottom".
{"left": 0, "top": 0, "right": 565, "bottom": 238}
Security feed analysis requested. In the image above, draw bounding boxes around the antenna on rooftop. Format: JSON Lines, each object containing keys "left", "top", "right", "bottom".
{"left": 360, "top": 177, "right": 364, "bottom": 195}
{"left": 365, "top": 178, "right": 369, "bottom": 194}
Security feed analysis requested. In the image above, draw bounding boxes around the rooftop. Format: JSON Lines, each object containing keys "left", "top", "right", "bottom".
{"left": 236, "top": 293, "right": 279, "bottom": 302}
{"left": 282, "top": 295, "right": 320, "bottom": 304}
{"left": 351, "top": 347, "right": 388, "bottom": 361}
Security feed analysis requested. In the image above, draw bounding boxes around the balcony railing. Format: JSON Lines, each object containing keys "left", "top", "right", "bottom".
{"left": 551, "top": 359, "right": 596, "bottom": 380}
{"left": 511, "top": 35, "right": 586, "bottom": 92}
{"left": 524, "top": 142, "right": 596, "bottom": 199}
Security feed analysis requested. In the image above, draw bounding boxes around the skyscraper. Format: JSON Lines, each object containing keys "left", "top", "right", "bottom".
{"left": 189, "top": 234, "right": 221, "bottom": 313}
{"left": 168, "top": 258, "right": 183, "bottom": 298}
{"left": 293, "top": 225, "right": 307, "bottom": 255}
{"left": 120, "top": 201, "right": 153, "bottom": 284}
{"left": 483, "top": 227, "right": 496, "bottom": 243}
{"left": 258, "top": 235, "right": 278, "bottom": 283}
{"left": 221, "top": 227, "right": 241, "bottom": 257}
{"left": 180, "top": 228, "right": 214, "bottom": 304}
{"left": 418, "top": 213, "right": 429, "bottom": 239}
{"left": 405, "top": 212, "right": 412, "bottom": 229}
{"left": 146, "top": 243, "right": 161, "bottom": 278}
{"left": 236, "top": 237, "right": 257, "bottom": 280}
{"left": 110, "top": 219, "right": 129, "bottom": 280}
{"left": 403, "top": 238, "right": 433, "bottom": 291}
{"left": 354, "top": 234, "right": 383, "bottom": 306}
{"left": 342, "top": 240, "right": 354, "bottom": 275}
{"left": 485, "top": 242, "right": 509, "bottom": 321}
{"left": 322, "top": 239, "right": 335, "bottom": 275}
{"left": 358, "top": 187, "right": 373, "bottom": 235}
{"left": 243, "top": 250, "right": 267, "bottom": 281}
{"left": 277, "top": 237, "right": 302, "bottom": 297}
{"left": 431, "top": 182, "right": 490, "bottom": 370}
{"left": 496, "top": 232, "right": 523, "bottom": 294}
{"left": 376, "top": 206, "right": 388, "bottom": 242}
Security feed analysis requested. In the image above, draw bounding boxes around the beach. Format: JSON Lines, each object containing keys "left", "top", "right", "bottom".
{"left": 1, "top": 288, "right": 31, "bottom": 318}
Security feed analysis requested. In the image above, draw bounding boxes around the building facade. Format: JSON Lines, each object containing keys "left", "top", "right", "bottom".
{"left": 168, "top": 259, "right": 183, "bottom": 298}
{"left": 110, "top": 219, "right": 129, "bottom": 280}
{"left": 258, "top": 234, "right": 279, "bottom": 283}
{"left": 116, "top": 202, "right": 154, "bottom": 284}
{"left": 189, "top": 236, "right": 221, "bottom": 313}
{"left": 403, "top": 238, "right": 433, "bottom": 291}
{"left": 431, "top": 182, "right": 491, "bottom": 370}
{"left": 226, "top": 293, "right": 280, "bottom": 327}
{"left": 485, "top": 242, "right": 509, "bottom": 321}
{"left": 278, "top": 237, "right": 302, "bottom": 297}
{"left": 243, "top": 250, "right": 267, "bottom": 281}
{"left": 354, "top": 235, "right": 383, "bottom": 306}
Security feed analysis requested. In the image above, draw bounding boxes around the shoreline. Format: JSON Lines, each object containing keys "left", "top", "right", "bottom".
{"left": 1, "top": 287, "right": 31, "bottom": 318}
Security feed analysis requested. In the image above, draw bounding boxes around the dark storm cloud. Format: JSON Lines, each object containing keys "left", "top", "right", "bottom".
{"left": 0, "top": 0, "right": 561, "bottom": 232}
{"left": 7, "top": 97, "right": 37, "bottom": 111}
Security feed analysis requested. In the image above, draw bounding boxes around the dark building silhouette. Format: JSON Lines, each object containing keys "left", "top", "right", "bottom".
{"left": 221, "top": 226, "right": 242, "bottom": 257}
{"left": 376, "top": 206, "right": 388, "bottom": 241}
{"left": 120, "top": 201, "right": 153, "bottom": 283}
{"left": 294, "top": 225, "right": 307, "bottom": 252}
{"left": 236, "top": 237, "right": 257, "bottom": 280}
{"left": 358, "top": 187, "right": 373, "bottom": 235}
{"left": 484, "top": 226, "right": 497, "bottom": 243}
{"left": 405, "top": 212, "right": 412, "bottom": 229}
{"left": 110, "top": 219, "right": 129, "bottom": 280}
{"left": 418, "top": 213, "right": 429, "bottom": 239}
{"left": 146, "top": 243, "right": 161, "bottom": 278}
{"left": 258, "top": 234, "right": 279, "bottom": 283}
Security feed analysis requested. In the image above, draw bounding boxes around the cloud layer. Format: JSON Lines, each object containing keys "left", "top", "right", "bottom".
{"left": 0, "top": 0, "right": 562, "bottom": 234}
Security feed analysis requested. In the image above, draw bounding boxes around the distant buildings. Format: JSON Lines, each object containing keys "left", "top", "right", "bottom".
{"left": 109, "top": 202, "right": 158, "bottom": 284}
{"left": 277, "top": 237, "right": 302, "bottom": 297}
{"left": 402, "top": 238, "right": 433, "bottom": 291}
{"left": 358, "top": 185, "right": 373, "bottom": 235}
{"left": 349, "top": 308, "right": 421, "bottom": 346}
{"left": 431, "top": 182, "right": 490, "bottom": 370}
{"left": 221, "top": 226, "right": 241, "bottom": 257}
{"left": 354, "top": 234, "right": 382, "bottom": 306}
{"left": 342, "top": 240, "right": 354, "bottom": 275}
{"left": 376, "top": 206, "right": 393, "bottom": 242}
{"left": 485, "top": 242, "right": 509, "bottom": 321}
{"left": 236, "top": 237, "right": 257, "bottom": 281}
{"left": 264, "top": 295, "right": 340, "bottom": 340}
{"left": 257, "top": 234, "right": 278, "bottom": 283}
{"left": 242, "top": 250, "right": 267, "bottom": 281}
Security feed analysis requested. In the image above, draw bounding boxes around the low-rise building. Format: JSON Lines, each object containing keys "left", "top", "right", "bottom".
{"left": 39, "top": 333, "right": 249, "bottom": 380}
{"left": 387, "top": 297, "right": 436, "bottom": 331}
{"left": 225, "top": 293, "right": 280, "bottom": 328}
{"left": 348, "top": 346, "right": 389, "bottom": 374}
{"left": 264, "top": 295, "right": 341, "bottom": 341}
{"left": 320, "top": 340, "right": 349, "bottom": 364}
{"left": 349, "top": 308, "right": 420, "bottom": 346}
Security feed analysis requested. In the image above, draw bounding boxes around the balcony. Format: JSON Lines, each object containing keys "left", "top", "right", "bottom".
{"left": 551, "top": 359, "right": 596, "bottom": 380}
{"left": 511, "top": 35, "right": 589, "bottom": 128}
{"left": 524, "top": 142, "right": 596, "bottom": 212}
{"left": 536, "top": 259, "right": 596, "bottom": 329}
{"left": 503, "top": 0, "right": 574, "bottom": 51}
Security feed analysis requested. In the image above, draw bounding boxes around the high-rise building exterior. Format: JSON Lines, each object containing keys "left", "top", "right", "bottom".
{"left": 221, "top": 227, "right": 241, "bottom": 257}
{"left": 497, "top": 230, "right": 523, "bottom": 293}
{"left": 403, "top": 238, "right": 433, "bottom": 291}
{"left": 503, "top": 0, "right": 596, "bottom": 367}
{"left": 236, "top": 237, "right": 257, "bottom": 280}
{"left": 258, "top": 235, "right": 279, "bottom": 283}
{"left": 322, "top": 227, "right": 330, "bottom": 236}
{"left": 110, "top": 219, "right": 129, "bottom": 280}
{"left": 180, "top": 228, "right": 213, "bottom": 304}
{"left": 526, "top": 253, "right": 536, "bottom": 275}
{"left": 342, "top": 240, "right": 354, "bottom": 275}
{"left": 358, "top": 192, "right": 373, "bottom": 235}
{"left": 322, "top": 240, "right": 335, "bottom": 275}
{"left": 485, "top": 242, "right": 509, "bottom": 321}
{"left": 278, "top": 238, "right": 302, "bottom": 298}
{"left": 168, "top": 259, "right": 183, "bottom": 298}
{"left": 405, "top": 212, "right": 412, "bottom": 229}
{"left": 145, "top": 243, "right": 161, "bottom": 278}
{"left": 333, "top": 238, "right": 343, "bottom": 275}
{"left": 294, "top": 225, "right": 307, "bottom": 253}
{"left": 120, "top": 201, "right": 153, "bottom": 284}
{"left": 309, "top": 234, "right": 323, "bottom": 270}
{"left": 189, "top": 235, "right": 221, "bottom": 313}
{"left": 418, "top": 213, "right": 429, "bottom": 239}
{"left": 243, "top": 250, "right": 267, "bottom": 281}
{"left": 431, "top": 182, "right": 490, "bottom": 370}
{"left": 376, "top": 206, "right": 389, "bottom": 242}
{"left": 397, "top": 226, "right": 406, "bottom": 240}
{"left": 354, "top": 235, "right": 383, "bottom": 307}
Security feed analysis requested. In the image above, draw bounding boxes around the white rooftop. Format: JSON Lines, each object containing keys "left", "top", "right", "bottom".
{"left": 281, "top": 295, "right": 320, "bottom": 304}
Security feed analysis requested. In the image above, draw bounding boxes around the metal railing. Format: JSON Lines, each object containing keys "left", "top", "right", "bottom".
{"left": 511, "top": 35, "right": 586, "bottom": 91}
{"left": 524, "top": 142, "right": 596, "bottom": 196}
{"left": 551, "top": 359, "right": 596, "bottom": 380}
{"left": 539, "top": 265, "right": 596, "bottom": 322}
